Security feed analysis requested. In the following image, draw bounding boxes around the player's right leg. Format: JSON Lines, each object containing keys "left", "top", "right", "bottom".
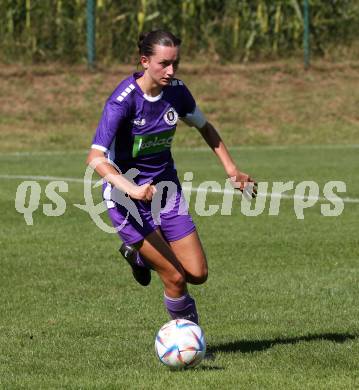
{"left": 107, "top": 204, "right": 153, "bottom": 286}
{"left": 119, "top": 243, "right": 152, "bottom": 286}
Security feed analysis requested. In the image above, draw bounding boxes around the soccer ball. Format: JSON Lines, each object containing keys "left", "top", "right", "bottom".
{"left": 155, "top": 319, "right": 206, "bottom": 369}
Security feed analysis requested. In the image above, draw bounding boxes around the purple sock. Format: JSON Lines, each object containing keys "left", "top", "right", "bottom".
{"left": 164, "top": 293, "right": 199, "bottom": 324}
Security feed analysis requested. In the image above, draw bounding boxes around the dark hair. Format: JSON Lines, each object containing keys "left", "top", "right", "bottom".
{"left": 138, "top": 30, "right": 181, "bottom": 57}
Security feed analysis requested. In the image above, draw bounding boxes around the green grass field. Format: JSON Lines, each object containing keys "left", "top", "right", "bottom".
{"left": 1, "top": 146, "right": 358, "bottom": 389}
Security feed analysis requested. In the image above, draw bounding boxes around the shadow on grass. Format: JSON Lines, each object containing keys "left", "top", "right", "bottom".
{"left": 195, "top": 365, "right": 225, "bottom": 371}
{"left": 209, "top": 333, "right": 357, "bottom": 354}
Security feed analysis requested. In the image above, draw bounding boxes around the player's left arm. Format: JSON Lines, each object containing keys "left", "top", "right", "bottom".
{"left": 197, "top": 121, "right": 257, "bottom": 197}
{"left": 179, "top": 82, "right": 256, "bottom": 197}
{"left": 181, "top": 107, "right": 256, "bottom": 197}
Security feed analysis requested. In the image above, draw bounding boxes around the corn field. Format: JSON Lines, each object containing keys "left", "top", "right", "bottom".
{"left": 1, "top": 0, "right": 359, "bottom": 63}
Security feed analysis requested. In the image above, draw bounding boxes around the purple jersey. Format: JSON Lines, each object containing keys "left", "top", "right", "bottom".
{"left": 91, "top": 72, "right": 196, "bottom": 185}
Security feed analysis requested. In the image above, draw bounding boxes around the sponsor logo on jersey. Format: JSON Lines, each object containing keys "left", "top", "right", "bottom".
{"left": 163, "top": 107, "right": 178, "bottom": 126}
{"left": 132, "top": 129, "right": 175, "bottom": 157}
{"left": 133, "top": 118, "right": 146, "bottom": 126}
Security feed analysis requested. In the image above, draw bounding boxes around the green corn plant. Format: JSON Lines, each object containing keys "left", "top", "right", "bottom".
{"left": 138, "top": 0, "right": 147, "bottom": 34}
{"left": 1, "top": 0, "right": 359, "bottom": 63}
{"left": 233, "top": 13, "right": 240, "bottom": 50}
{"left": 273, "top": 2, "right": 282, "bottom": 54}
{"left": 257, "top": 0, "right": 268, "bottom": 34}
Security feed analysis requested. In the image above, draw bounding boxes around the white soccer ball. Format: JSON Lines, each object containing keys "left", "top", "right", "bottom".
{"left": 155, "top": 319, "right": 206, "bottom": 369}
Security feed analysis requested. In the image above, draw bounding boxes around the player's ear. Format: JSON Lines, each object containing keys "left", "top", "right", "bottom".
{"left": 140, "top": 55, "right": 150, "bottom": 70}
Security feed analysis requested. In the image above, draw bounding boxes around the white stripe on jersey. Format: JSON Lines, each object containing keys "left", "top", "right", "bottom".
{"left": 91, "top": 144, "right": 108, "bottom": 152}
{"left": 116, "top": 83, "right": 135, "bottom": 102}
{"left": 108, "top": 137, "right": 116, "bottom": 164}
{"left": 170, "top": 79, "right": 184, "bottom": 86}
{"left": 104, "top": 137, "right": 117, "bottom": 209}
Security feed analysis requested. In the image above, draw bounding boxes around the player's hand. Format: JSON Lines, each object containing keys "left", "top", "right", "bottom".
{"left": 228, "top": 170, "right": 257, "bottom": 199}
{"left": 129, "top": 183, "right": 157, "bottom": 201}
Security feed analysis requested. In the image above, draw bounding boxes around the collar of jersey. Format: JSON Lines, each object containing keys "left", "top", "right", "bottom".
{"left": 133, "top": 72, "right": 163, "bottom": 103}
{"left": 143, "top": 91, "right": 163, "bottom": 102}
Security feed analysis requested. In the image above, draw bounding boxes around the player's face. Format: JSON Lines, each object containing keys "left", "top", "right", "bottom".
{"left": 142, "top": 45, "right": 180, "bottom": 87}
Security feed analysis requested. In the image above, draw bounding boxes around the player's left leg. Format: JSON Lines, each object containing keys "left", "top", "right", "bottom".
{"left": 168, "top": 229, "right": 208, "bottom": 285}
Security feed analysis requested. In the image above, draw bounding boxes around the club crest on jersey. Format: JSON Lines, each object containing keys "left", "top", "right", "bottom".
{"left": 133, "top": 118, "right": 146, "bottom": 126}
{"left": 163, "top": 108, "right": 178, "bottom": 126}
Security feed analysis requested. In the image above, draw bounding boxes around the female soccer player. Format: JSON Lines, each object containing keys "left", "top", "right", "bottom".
{"left": 86, "top": 30, "right": 256, "bottom": 325}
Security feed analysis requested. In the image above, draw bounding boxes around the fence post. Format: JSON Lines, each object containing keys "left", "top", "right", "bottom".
{"left": 303, "top": 0, "right": 310, "bottom": 69}
{"left": 87, "top": 0, "right": 96, "bottom": 69}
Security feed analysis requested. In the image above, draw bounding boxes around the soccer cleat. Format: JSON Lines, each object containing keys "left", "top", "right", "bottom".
{"left": 119, "top": 244, "right": 151, "bottom": 286}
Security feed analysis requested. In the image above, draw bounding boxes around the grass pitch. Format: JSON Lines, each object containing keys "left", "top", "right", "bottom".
{"left": 0, "top": 146, "right": 358, "bottom": 389}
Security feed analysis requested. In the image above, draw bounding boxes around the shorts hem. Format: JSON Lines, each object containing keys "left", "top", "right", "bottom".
{"left": 121, "top": 226, "right": 157, "bottom": 246}
{"left": 166, "top": 225, "right": 197, "bottom": 243}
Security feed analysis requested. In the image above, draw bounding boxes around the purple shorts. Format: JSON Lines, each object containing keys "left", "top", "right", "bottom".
{"left": 106, "top": 177, "right": 196, "bottom": 245}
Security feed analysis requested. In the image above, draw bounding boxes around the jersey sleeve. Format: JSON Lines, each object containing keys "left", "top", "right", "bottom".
{"left": 91, "top": 99, "right": 129, "bottom": 152}
{"left": 178, "top": 84, "right": 207, "bottom": 129}
{"left": 177, "top": 83, "right": 196, "bottom": 118}
{"left": 181, "top": 106, "right": 207, "bottom": 129}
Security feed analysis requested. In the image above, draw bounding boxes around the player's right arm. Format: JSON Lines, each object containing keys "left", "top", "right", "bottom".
{"left": 86, "top": 98, "right": 156, "bottom": 201}
{"left": 86, "top": 149, "right": 155, "bottom": 201}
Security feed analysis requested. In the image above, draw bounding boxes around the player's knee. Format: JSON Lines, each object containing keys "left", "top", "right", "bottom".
{"left": 167, "top": 271, "right": 186, "bottom": 291}
{"left": 189, "top": 267, "right": 208, "bottom": 285}
{"left": 200, "top": 268, "right": 208, "bottom": 284}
